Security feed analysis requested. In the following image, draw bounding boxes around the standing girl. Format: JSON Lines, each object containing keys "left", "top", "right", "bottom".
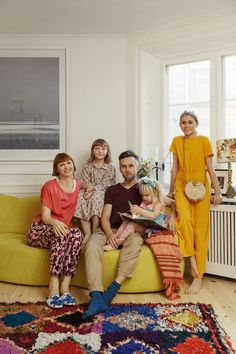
{"left": 103, "top": 177, "right": 167, "bottom": 251}
{"left": 75, "top": 138, "right": 116, "bottom": 242}
{"left": 167, "top": 111, "right": 222, "bottom": 295}
{"left": 27, "top": 153, "right": 83, "bottom": 308}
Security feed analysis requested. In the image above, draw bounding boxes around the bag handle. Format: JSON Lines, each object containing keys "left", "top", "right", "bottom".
{"left": 182, "top": 137, "right": 206, "bottom": 186}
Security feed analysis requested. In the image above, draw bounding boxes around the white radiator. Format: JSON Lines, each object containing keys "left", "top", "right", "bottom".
{"left": 206, "top": 204, "right": 236, "bottom": 279}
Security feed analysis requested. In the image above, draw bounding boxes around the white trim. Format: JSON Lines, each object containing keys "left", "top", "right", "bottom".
{"left": 128, "top": 7, "right": 236, "bottom": 39}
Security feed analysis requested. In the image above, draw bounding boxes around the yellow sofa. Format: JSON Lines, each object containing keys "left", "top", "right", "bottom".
{"left": 0, "top": 194, "right": 184, "bottom": 293}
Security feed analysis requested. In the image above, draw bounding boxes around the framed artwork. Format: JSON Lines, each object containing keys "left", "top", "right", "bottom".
{"left": 210, "top": 169, "right": 228, "bottom": 195}
{"left": 0, "top": 49, "right": 66, "bottom": 161}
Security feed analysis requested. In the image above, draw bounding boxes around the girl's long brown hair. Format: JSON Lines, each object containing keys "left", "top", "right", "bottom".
{"left": 89, "top": 138, "right": 112, "bottom": 164}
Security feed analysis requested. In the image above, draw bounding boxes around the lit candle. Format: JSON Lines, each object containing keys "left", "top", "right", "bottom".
{"left": 155, "top": 146, "right": 159, "bottom": 162}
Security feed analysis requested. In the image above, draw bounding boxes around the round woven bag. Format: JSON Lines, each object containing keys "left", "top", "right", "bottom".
{"left": 184, "top": 181, "right": 206, "bottom": 202}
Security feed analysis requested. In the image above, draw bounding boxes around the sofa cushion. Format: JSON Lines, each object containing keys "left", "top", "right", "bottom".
{"left": 0, "top": 194, "right": 41, "bottom": 235}
{"left": 73, "top": 244, "right": 168, "bottom": 292}
{"left": 0, "top": 233, "right": 50, "bottom": 285}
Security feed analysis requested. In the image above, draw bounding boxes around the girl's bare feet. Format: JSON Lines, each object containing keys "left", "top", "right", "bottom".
{"left": 185, "top": 277, "right": 202, "bottom": 295}
{"left": 185, "top": 255, "right": 202, "bottom": 294}
{"left": 189, "top": 255, "right": 200, "bottom": 278}
{"left": 103, "top": 243, "right": 116, "bottom": 251}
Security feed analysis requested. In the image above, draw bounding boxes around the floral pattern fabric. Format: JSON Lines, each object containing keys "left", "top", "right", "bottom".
{"left": 74, "top": 162, "right": 116, "bottom": 220}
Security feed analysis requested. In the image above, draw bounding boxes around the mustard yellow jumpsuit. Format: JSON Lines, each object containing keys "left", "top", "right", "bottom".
{"left": 170, "top": 135, "right": 213, "bottom": 277}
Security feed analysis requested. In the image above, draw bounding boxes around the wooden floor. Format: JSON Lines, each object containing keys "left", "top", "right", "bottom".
{"left": 0, "top": 274, "right": 236, "bottom": 348}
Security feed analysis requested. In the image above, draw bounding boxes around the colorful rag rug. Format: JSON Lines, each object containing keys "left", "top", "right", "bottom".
{"left": 0, "top": 302, "right": 235, "bottom": 353}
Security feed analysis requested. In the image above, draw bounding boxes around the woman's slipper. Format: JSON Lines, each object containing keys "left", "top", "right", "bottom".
{"left": 46, "top": 294, "right": 63, "bottom": 308}
{"left": 60, "top": 291, "right": 77, "bottom": 306}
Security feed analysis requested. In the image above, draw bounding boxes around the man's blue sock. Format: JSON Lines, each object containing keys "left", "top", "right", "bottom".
{"left": 103, "top": 280, "right": 120, "bottom": 305}
{"left": 82, "top": 291, "right": 107, "bottom": 319}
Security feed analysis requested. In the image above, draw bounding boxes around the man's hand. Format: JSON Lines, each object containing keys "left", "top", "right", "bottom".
{"left": 107, "top": 232, "right": 118, "bottom": 249}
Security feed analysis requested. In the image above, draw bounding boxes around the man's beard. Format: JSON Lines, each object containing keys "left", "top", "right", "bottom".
{"left": 123, "top": 174, "right": 136, "bottom": 182}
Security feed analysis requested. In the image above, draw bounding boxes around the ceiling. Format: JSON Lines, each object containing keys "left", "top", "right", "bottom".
{"left": 0, "top": 0, "right": 235, "bottom": 35}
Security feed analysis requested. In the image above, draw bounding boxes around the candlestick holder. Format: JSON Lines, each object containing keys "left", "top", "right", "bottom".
{"left": 153, "top": 162, "right": 162, "bottom": 181}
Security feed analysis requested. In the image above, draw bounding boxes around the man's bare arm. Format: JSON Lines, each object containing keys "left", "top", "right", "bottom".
{"left": 101, "top": 204, "right": 119, "bottom": 248}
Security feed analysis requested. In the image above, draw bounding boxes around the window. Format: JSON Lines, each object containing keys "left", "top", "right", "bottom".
{"left": 167, "top": 60, "right": 210, "bottom": 142}
{"left": 224, "top": 55, "right": 236, "bottom": 137}
{"left": 163, "top": 53, "right": 236, "bottom": 189}
{"left": 163, "top": 60, "right": 211, "bottom": 186}
{"left": 224, "top": 55, "right": 236, "bottom": 186}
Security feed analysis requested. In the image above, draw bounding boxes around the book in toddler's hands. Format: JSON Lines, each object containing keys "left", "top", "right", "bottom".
{"left": 118, "top": 212, "right": 169, "bottom": 230}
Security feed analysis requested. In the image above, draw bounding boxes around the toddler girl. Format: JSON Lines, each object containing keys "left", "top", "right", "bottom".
{"left": 103, "top": 176, "right": 166, "bottom": 251}
{"left": 75, "top": 138, "right": 116, "bottom": 243}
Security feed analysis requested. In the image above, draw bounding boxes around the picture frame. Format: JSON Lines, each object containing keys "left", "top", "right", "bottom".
{"left": 210, "top": 169, "right": 228, "bottom": 195}
{"left": 0, "top": 49, "right": 67, "bottom": 161}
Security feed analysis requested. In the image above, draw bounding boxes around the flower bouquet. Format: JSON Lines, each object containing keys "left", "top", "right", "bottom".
{"left": 138, "top": 157, "right": 155, "bottom": 178}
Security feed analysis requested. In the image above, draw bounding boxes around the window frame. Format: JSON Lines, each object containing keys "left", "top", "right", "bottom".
{"left": 160, "top": 47, "right": 236, "bottom": 188}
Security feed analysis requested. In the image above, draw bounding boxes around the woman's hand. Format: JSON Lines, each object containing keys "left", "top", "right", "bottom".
{"left": 167, "top": 213, "right": 176, "bottom": 232}
{"left": 166, "top": 191, "right": 175, "bottom": 199}
{"left": 42, "top": 205, "right": 68, "bottom": 237}
{"left": 211, "top": 193, "right": 223, "bottom": 205}
{"left": 51, "top": 219, "right": 68, "bottom": 237}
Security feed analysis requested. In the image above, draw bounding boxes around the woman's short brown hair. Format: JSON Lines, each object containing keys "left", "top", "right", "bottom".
{"left": 52, "top": 153, "right": 76, "bottom": 176}
{"left": 89, "top": 138, "right": 112, "bottom": 164}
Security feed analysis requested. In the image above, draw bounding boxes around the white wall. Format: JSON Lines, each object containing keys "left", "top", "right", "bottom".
{"left": 139, "top": 50, "right": 161, "bottom": 161}
{"left": 0, "top": 36, "right": 127, "bottom": 195}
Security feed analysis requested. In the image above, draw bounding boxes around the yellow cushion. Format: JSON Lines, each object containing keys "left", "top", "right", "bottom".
{"left": 73, "top": 235, "right": 184, "bottom": 292}
{"left": 0, "top": 194, "right": 41, "bottom": 234}
{"left": 73, "top": 245, "right": 168, "bottom": 292}
{"left": 0, "top": 233, "right": 50, "bottom": 285}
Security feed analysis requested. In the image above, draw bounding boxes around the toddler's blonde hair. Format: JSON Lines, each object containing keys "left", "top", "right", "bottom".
{"left": 139, "top": 177, "right": 163, "bottom": 205}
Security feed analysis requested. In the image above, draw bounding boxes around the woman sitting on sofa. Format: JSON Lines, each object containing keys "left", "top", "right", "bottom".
{"left": 27, "top": 153, "right": 84, "bottom": 309}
